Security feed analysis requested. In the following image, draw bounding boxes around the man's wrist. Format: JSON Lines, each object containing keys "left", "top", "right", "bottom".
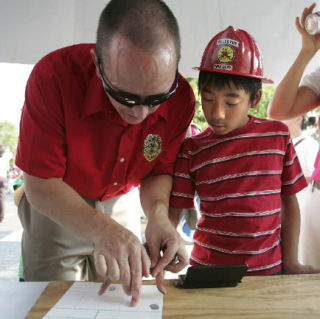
{"left": 86, "top": 209, "right": 112, "bottom": 240}
{"left": 146, "top": 201, "right": 168, "bottom": 219}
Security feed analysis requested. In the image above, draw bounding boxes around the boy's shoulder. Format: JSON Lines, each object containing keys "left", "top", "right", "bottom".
{"left": 181, "top": 127, "right": 213, "bottom": 153}
{"left": 180, "top": 118, "right": 290, "bottom": 155}
{"left": 252, "top": 116, "right": 289, "bottom": 131}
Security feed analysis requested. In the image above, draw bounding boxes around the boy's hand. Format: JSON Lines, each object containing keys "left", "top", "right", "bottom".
{"left": 144, "top": 214, "right": 188, "bottom": 293}
{"left": 284, "top": 262, "right": 320, "bottom": 274}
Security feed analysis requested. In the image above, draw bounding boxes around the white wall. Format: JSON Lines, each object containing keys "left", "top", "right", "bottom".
{"left": 1, "top": 0, "right": 319, "bottom": 85}
{"left": 1, "top": 0, "right": 76, "bottom": 63}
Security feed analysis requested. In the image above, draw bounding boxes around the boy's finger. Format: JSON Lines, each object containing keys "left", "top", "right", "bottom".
{"left": 155, "top": 270, "right": 167, "bottom": 294}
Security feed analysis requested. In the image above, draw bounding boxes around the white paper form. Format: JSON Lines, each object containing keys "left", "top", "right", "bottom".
{"left": 44, "top": 282, "right": 163, "bottom": 319}
{"left": 0, "top": 281, "right": 48, "bottom": 319}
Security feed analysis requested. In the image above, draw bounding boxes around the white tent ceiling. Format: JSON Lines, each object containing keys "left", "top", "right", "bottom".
{"left": 1, "top": 0, "right": 319, "bottom": 85}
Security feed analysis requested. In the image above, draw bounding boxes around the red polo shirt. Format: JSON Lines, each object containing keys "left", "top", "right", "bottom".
{"left": 16, "top": 44, "right": 195, "bottom": 201}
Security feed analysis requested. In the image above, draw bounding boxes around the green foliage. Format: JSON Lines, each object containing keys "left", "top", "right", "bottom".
{"left": 0, "top": 121, "right": 18, "bottom": 156}
{"left": 186, "top": 77, "right": 207, "bottom": 130}
{"left": 186, "top": 77, "right": 275, "bottom": 129}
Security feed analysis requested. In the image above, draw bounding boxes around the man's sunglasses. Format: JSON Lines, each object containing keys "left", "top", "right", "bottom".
{"left": 97, "top": 58, "right": 179, "bottom": 108}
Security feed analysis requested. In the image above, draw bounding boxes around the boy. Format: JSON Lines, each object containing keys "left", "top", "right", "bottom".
{"left": 169, "top": 26, "right": 317, "bottom": 275}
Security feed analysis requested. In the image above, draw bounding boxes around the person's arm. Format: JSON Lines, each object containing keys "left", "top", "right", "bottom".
{"left": 140, "top": 174, "right": 188, "bottom": 293}
{"left": 24, "top": 172, "right": 150, "bottom": 306}
{"left": 268, "top": 3, "right": 320, "bottom": 120}
{"left": 169, "top": 207, "right": 183, "bottom": 228}
{"left": 281, "top": 194, "right": 320, "bottom": 273}
{"left": 13, "top": 184, "right": 25, "bottom": 207}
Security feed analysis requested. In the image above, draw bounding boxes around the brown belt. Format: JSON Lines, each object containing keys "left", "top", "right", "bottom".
{"left": 311, "top": 180, "right": 320, "bottom": 192}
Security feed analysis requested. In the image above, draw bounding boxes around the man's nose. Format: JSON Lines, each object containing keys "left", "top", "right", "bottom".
{"left": 131, "top": 104, "right": 150, "bottom": 119}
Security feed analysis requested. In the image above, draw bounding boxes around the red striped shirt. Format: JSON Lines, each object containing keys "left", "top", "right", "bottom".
{"left": 170, "top": 116, "right": 307, "bottom": 275}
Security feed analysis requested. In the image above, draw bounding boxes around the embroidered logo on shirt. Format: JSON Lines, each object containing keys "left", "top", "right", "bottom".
{"left": 143, "top": 134, "right": 162, "bottom": 162}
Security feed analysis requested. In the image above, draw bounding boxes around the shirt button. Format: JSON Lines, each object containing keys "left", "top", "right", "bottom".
{"left": 113, "top": 182, "right": 118, "bottom": 186}
{"left": 120, "top": 158, "right": 125, "bottom": 163}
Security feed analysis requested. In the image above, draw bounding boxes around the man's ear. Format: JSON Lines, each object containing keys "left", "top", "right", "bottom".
{"left": 90, "top": 48, "right": 98, "bottom": 66}
{"left": 251, "top": 89, "right": 262, "bottom": 109}
{"left": 90, "top": 48, "right": 101, "bottom": 78}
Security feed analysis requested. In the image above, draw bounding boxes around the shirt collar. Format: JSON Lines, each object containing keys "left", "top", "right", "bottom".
{"left": 81, "top": 70, "right": 108, "bottom": 118}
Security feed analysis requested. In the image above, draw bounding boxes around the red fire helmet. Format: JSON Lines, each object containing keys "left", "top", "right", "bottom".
{"left": 194, "top": 26, "right": 273, "bottom": 84}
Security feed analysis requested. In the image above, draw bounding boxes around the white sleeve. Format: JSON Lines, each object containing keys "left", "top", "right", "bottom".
{"left": 301, "top": 67, "right": 320, "bottom": 96}
{"left": 298, "top": 137, "right": 319, "bottom": 178}
{"left": 305, "top": 138, "right": 319, "bottom": 176}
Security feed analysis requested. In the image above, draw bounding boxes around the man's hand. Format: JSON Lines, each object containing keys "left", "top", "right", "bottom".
{"left": 92, "top": 218, "right": 151, "bottom": 307}
{"left": 145, "top": 212, "right": 188, "bottom": 294}
{"left": 22, "top": 173, "right": 151, "bottom": 306}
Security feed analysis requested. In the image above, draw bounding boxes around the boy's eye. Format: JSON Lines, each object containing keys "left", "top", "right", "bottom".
{"left": 202, "top": 93, "right": 214, "bottom": 102}
{"left": 226, "top": 102, "right": 237, "bottom": 107}
{"left": 226, "top": 99, "right": 240, "bottom": 106}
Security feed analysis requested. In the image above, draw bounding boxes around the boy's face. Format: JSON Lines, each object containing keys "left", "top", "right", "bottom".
{"left": 201, "top": 80, "right": 260, "bottom": 135}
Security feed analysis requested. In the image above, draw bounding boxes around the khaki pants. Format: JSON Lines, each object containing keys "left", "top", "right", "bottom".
{"left": 18, "top": 188, "right": 142, "bottom": 281}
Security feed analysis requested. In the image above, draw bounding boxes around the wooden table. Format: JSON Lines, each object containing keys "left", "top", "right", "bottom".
{"left": 27, "top": 274, "right": 320, "bottom": 318}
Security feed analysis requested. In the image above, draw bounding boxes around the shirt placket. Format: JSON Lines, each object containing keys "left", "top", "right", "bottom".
{"left": 110, "top": 129, "right": 131, "bottom": 192}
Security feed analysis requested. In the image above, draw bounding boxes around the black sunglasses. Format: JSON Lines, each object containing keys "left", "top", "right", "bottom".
{"left": 97, "top": 58, "right": 179, "bottom": 108}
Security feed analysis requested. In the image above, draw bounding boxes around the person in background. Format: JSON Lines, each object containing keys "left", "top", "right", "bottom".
{"left": 268, "top": 3, "right": 320, "bottom": 268}
{"left": 0, "top": 141, "right": 13, "bottom": 223}
{"left": 282, "top": 115, "right": 319, "bottom": 264}
{"left": 169, "top": 25, "right": 319, "bottom": 275}
{"left": 0, "top": 142, "right": 6, "bottom": 223}
{"left": 13, "top": 176, "right": 24, "bottom": 206}
{"left": 190, "top": 122, "right": 202, "bottom": 136}
{"left": 283, "top": 115, "right": 318, "bottom": 184}
{"left": 15, "top": 0, "right": 195, "bottom": 306}
{"left": 12, "top": 178, "right": 25, "bottom": 281}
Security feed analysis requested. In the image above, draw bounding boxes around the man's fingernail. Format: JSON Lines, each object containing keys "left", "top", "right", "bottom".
{"left": 130, "top": 290, "right": 139, "bottom": 307}
{"left": 161, "top": 287, "right": 167, "bottom": 294}
{"left": 130, "top": 298, "right": 138, "bottom": 307}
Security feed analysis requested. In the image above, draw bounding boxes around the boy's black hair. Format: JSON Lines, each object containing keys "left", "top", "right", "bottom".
{"left": 198, "top": 71, "right": 262, "bottom": 104}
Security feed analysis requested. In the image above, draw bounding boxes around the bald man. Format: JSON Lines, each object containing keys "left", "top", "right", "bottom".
{"left": 16, "top": 0, "right": 195, "bottom": 306}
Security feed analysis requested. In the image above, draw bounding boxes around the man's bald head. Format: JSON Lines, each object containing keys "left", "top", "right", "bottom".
{"left": 96, "top": 0, "right": 180, "bottom": 63}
